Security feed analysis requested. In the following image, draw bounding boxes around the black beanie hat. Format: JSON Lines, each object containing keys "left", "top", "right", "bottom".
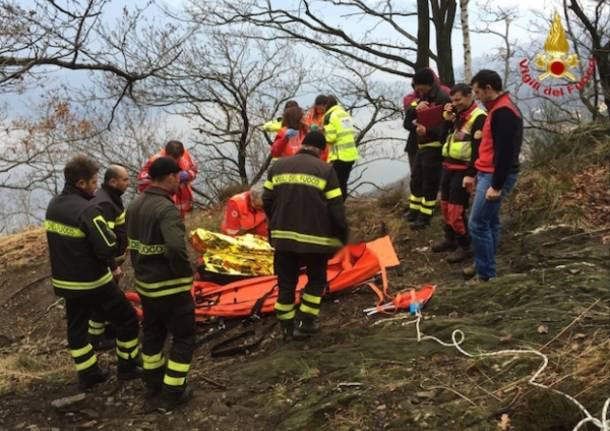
{"left": 413, "top": 68, "right": 435, "bottom": 86}
{"left": 301, "top": 131, "right": 327, "bottom": 150}
{"left": 149, "top": 156, "right": 180, "bottom": 180}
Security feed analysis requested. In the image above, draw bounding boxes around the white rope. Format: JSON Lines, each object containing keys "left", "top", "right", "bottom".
{"left": 393, "top": 313, "right": 610, "bottom": 430}
{"left": 371, "top": 314, "right": 414, "bottom": 326}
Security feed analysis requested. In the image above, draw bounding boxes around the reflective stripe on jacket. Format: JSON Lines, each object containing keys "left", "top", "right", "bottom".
{"left": 127, "top": 187, "right": 193, "bottom": 298}
{"left": 45, "top": 184, "right": 117, "bottom": 298}
{"left": 323, "top": 105, "right": 359, "bottom": 162}
{"left": 442, "top": 106, "right": 487, "bottom": 162}
{"left": 263, "top": 149, "right": 348, "bottom": 254}
{"left": 91, "top": 184, "right": 127, "bottom": 270}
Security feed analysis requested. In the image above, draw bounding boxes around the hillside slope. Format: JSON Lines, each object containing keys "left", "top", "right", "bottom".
{"left": 0, "top": 128, "right": 608, "bottom": 430}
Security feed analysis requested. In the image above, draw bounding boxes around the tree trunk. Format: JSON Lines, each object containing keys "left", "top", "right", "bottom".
{"left": 596, "top": 54, "right": 610, "bottom": 120}
{"left": 460, "top": 0, "right": 472, "bottom": 82}
{"left": 567, "top": 0, "right": 610, "bottom": 122}
{"left": 238, "top": 111, "right": 249, "bottom": 185}
{"left": 593, "top": 42, "right": 610, "bottom": 118}
{"left": 416, "top": 0, "right": 430, "bottom": 70}
{"left": 430, "top": 0, "right": 457, "bottom": 86}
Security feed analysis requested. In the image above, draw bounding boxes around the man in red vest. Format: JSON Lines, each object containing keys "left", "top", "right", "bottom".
{"left": 221, "top": 184, "right": 268, "bottom": 238}
{"left": 137, "top": 141, "right": 198, "bottom": 217}
{"left": 465, "top": 70, "right": 523, "bottom": 282}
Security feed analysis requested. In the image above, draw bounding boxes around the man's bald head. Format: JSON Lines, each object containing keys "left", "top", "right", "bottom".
{"left": 104, "top": 164, "right": 130, "bottom": 194}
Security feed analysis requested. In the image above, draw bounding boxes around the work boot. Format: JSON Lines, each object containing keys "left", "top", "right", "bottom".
{"left": 462, "top": 264, "right": 476, "bottom": 279}
{"left": 293, "top": 317, "right": 320, "bottom": 340}
{"left": 90, "top": 335, "right": 115, "bottom": 351}
{"left": 144, "top": 369, "right": 164, "bottom": 398}
{"left": 159, "top": 385, "right": 193, "bottom": 411}
{"left": 279, "top": 320, "right": 294, "bottom": 342}
{"left": 409, "top": 214, "right": 431, "bottom": 231}
{"left": 431, "top": 238, "right": 457, "bottom": 253}
{"left": 405, "top": 210, "right": 419, "bottom": 223}
{"left": 146, "top": 383, "right": 163, "bottom": 399}
{"left": 117, "top": 357, "right": 142, "bottom": 381}
{"left": 465, "top": 275, "right": 490, "bottom": 285}
{"left": 78, "top": 365, "right": 109, "bottom": 391}
{"left": 447, "top": 247, "right": 473, "bottom": 264}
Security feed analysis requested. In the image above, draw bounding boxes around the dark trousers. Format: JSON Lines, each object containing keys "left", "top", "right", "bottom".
{"left": 89, "top": 280, "right": 121, "bottom": 339}
{"left": 408, "top": 147, "right": 443, "bottom": 217}
{"left": 331, "top": 160, "right": 354, "bottom": 201}
{"left": 274, "top": 251, "right": 328, "bottom": 322}
{"left": 64, "top": 283, "right": 139, "bottom": 375}
{"left": 140, "top": 292, "right": 196, "bottom": 392}
{"left": 407, "top": 148, "right": 417, "bottom": 174}
{"left": 440, "top": 168, "right": 471, "bottom": 246}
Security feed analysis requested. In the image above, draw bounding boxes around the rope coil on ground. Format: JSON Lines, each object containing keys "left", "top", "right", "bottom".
{"left": 374, "top": 313, "right": 610, "bottom": 430}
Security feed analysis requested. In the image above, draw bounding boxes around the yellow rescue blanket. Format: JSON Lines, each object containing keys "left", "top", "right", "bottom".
{"left": 190, "top": 229, "right": 274, "bottom": 276}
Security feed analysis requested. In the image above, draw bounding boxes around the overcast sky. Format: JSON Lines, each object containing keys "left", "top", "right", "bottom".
{"left": 4, "top": 0, "right": 572, "bottom": 115}
{"left": 0, "top": 0, "right": 597, "bottom": 231}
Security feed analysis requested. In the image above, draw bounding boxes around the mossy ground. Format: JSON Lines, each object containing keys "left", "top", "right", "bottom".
{"left": 0, "top": 129, "right": 608, "bottom": 430}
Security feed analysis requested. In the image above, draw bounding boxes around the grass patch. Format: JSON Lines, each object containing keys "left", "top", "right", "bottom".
{"left": 510, "top": 125, "right": 610, "bottom": 230}
{"left": 0, "top": 350, "right": 73, "bottom": 395}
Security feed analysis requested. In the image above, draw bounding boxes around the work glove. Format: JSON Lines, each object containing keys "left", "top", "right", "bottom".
{"left": 286, "top": 128, "right": 298, "bottom": 138}
{"left": 179, "top": 171, "right": 190, "bottom": 182}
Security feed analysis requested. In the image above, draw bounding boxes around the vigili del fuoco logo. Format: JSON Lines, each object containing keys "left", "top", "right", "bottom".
{"left": 519, "top": 12, "right": 596, "bottom": 97}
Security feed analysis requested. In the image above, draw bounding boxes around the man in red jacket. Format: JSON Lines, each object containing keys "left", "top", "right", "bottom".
{"left": 221, "top": 184, "right": 268, "bottom": 238}
{"left": 465, "top": 70, "right": 523, "bottom": 282}
{"left": 137, "top": 141, "right": 198, "bottom": 217}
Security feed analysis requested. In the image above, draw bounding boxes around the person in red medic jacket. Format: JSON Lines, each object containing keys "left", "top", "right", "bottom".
{"left": 137, "top": 141, "right": 198, "bottom": 217}
{"left": 304, "top": 94, "right": 329, "bottom": 132}
{"left": 220, "top": 184, "right": 268, "bottom": 238}
{"left": 272, "top": 104, "right": 330, "bottom": 161}
{"left": 271, "top": 106, "right": 309, "bottom": 159}
{"left": 464, "top": 70, "right": 523, "bottom": 282}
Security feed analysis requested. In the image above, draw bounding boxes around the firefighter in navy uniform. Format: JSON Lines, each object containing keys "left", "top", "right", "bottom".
{"left": 432, "top": 84, "right": 487, "bottom": 263}
{"left": 263, "top": 131, "right": 348, "bottom": 340}
{"left": 44, "top": 156, "right": 140, "bottom": 390}
{"left": 127, "top": 157, "right": 195, "bottom": 410}
{"left": 404, "top": 68, "right": 451, "bottom": 230}
{"left": 88, "top": 165, "right": 131, "bottom": 350}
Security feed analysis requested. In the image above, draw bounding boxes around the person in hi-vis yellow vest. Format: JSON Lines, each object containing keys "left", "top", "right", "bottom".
{"left": 322, "top": 95, "right": 359, "bottom": 200}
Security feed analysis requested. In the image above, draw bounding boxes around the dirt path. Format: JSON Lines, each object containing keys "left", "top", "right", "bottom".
{"left": 0, "top": 206, "right": 608, "bottom": 430}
